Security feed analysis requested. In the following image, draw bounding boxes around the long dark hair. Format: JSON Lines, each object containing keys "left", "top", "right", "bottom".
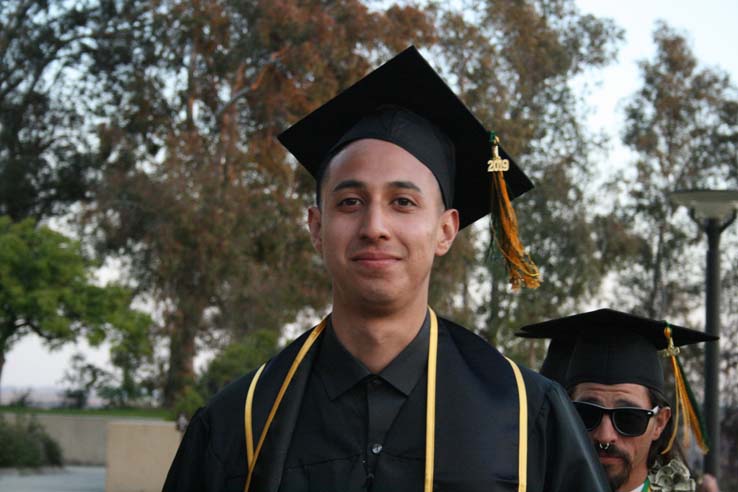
{"left": 648, "top": 388, "right": 684, "bottom": 468}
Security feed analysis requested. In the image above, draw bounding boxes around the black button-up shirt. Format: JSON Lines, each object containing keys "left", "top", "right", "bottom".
{"left": 280, "top": 313, "right": 429, "bottom": 490}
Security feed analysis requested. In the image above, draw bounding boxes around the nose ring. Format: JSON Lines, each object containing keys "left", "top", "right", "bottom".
{"left": 598, "top": 442, "right": 611, "bottom": 451}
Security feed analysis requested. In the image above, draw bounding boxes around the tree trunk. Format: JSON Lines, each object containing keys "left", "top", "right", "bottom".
{"left": 163, "top": 308, "right": 199, "bottom": 408}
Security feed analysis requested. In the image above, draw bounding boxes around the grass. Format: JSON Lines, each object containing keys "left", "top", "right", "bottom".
{"left": 0, "top": 406, "right": 171, "bottom": 420}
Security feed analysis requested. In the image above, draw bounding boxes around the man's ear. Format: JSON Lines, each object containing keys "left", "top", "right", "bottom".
{"left": 308, "top": 206, "right": 323, "bottom": 254}
{"left": 435, "top": 208, "right": 460, "bottom": 256}
{"left": 651, "top": 406, "right": 672, "bottom": 441}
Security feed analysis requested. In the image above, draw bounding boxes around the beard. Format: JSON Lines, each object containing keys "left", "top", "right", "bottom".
{"left": 596, "top": 443, "right": 633, "bottom": 491}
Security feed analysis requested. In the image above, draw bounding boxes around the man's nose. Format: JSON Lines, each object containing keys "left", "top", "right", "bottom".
{"left": 591, "top": 414, "right": 619, "bottom": 443}
{"left": 359, "top": 203, "right": 390, "bottom": 240}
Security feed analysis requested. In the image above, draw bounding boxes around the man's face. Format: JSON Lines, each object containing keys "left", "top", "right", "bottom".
{"left": 308, "top": 138, "right": 459, "bottom": 313}
{"left": 572, "top": 383, "right": 671, "bottom": 492}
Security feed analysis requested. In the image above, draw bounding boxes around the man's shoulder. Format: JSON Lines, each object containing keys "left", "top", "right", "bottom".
{"left": 439, "top": 316, "right": 558, "bottom": 404}
{"left": 205, "top": 370, "right": 258, "bottom": 416}
{"left": 438, "top": 315, "right": 498, "bottom": 357}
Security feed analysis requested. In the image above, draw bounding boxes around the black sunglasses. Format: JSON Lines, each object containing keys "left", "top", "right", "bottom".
{"left": 573, "top": 401, "right": 659, "bottom": 437}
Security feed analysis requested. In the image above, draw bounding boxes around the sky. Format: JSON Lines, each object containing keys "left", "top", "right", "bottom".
{"left": 3, "top": 0, "right": 738, "bottom": 394}
{"left": 575, "top": 0, "right": 738, "bottom": 157}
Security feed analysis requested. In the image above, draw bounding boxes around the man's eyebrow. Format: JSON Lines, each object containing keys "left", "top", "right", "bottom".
{"left": 389, "top": 180, "right": 422, "bottom": 192}
{"left": 577, "top": 396, "right": 603, "bottom": 405}
{"left": 614, "top": 398, "right": 644, "bottom": 408}
{"left": 331, "top": 180, "right": 423, "bottom": 193}
{"left": 332, "top": 179, "right": 365, "bottom": 192}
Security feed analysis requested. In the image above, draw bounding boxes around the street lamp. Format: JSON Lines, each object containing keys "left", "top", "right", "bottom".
{"left": 670, "top": 189, "right": 738, "bottom": 480}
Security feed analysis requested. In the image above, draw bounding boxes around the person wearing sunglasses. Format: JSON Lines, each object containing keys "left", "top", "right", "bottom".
{"left": 517, "top": 309, "right": 718, "bottom": 492}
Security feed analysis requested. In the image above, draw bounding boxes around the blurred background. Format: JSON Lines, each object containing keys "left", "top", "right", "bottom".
{"left": 1, "top": 0, "right": 737, "bottom": 489}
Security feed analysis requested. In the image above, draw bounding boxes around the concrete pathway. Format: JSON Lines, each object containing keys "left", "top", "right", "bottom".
{"left": 0, "top": 466, "right": 105, "bottom": 492}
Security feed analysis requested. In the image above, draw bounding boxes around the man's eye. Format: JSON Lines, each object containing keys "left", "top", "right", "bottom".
{"left": 394, "top": 197, "right": 416, "bottom": 207}
{"left": 338, "top": 197, "right": 361, "bottom": 207}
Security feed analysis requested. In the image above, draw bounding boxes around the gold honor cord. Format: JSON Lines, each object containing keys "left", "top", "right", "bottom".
{"left": 424, "top": 308, "right": 439, "bottom": 492}
{"left": 243, "top": 318, "right": 327, "bottom": 492}
{"left": 245, "top": 362, "right": 266, "bottom": 467}
{"left": 243, "top": 310, "right": 441, "bottom": 492}
{"left": 505, "top": 356, "right": 528, "bottom": 492}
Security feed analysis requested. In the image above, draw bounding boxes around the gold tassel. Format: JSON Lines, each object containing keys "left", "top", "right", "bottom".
{"left": 487, "top": 132, "right": 540, "bottom": 290}
{"left": 661, "top": 326, "right": 710, "bottom": 455}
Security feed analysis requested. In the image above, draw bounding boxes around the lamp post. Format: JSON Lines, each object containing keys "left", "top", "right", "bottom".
{"left": 671, "top": 189, "right": 738, "bottom": 479}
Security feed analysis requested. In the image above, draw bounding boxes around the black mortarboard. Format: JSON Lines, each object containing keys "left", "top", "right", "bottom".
{"left": 516, "top": 308, "right": 717, "bottom": 392}
{"left": 277, "top": 45, "right": 533, "bottom": 230}
{"left": 517, "top": 308, "right": 718, "bottom": 453}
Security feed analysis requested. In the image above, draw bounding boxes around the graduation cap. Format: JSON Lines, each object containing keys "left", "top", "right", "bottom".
{"left": 278, "top": 46, "right": 540, "bottom": 289}
{"left": 516, "top": 308, "right": 718, "bottom": 454}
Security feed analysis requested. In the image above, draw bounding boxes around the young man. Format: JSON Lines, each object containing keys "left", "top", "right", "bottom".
{"left": 163, "top": 46, "right": 609, "bottom": 492}
{"left": 517, "top": 308, "right": 718, "bottom": 492}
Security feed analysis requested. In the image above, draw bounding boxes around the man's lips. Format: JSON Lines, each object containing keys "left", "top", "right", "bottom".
{"left": 598, "top": 452, "right": 624, "bottom": 464}
{"left": 351, "top": 251, "right": 401, "bottom": 265}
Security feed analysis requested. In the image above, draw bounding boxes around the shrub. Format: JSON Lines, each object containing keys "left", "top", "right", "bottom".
{"left": 171, "top": 385, "right": 205, "bottom": 421}
{"left": 0, "top": 414, "right": 64, "bottom": 468}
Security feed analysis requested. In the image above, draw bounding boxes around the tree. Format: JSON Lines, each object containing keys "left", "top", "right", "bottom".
{"left": 425, "top": 0, "right": 628, "bottom": 364}
{"left": 84, "top": 0, "right": 437, "bottom": 406}
{"left": 0, "top": 0, "right": 119, "bottom": 221}
{"left": 0, "top": 216, "right": 152, "bottom": 399}
{"left": 611, "top": 22, "right": 738, "bottom": 482}
{"left": 608, "top": 22, "right": 738, "bottom": 319}
{"left": 61, "top": 353, "right": 106, "bottom": 408}
{"left": 3, "top": 0, "right": 636, "bottom": 406}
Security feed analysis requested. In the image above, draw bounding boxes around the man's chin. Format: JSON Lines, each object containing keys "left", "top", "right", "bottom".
{"left": 603, "top": 464, "right": 630, "bottom": 492}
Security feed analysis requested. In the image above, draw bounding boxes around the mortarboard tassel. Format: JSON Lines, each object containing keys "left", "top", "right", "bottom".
{"left": 661, "top": 325, "right": 710, "bottom": 455}
{"left": 487, "top": 132, "right": 540, "bottom": 290}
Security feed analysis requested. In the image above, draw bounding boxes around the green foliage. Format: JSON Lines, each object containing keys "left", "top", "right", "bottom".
{"left": 198, "top": 330, "right": 279, "bottom": 399}
{"left": 0, "top": 1, "right": 115, "bottom": 221}
{"left": 8, "top": 389, "right": 33, "bottom": 408}
{"left": 62, "top": 348, "right": 160, "bottom": 409}
{"left": 170, "top": 330, "right": 279, "bottom": 419}
{"left": 0, "top": 414, "right": 63, "bottom": 468}
{"left": 1, "top": 405, "right": 169, "bottom": 419}
{"left": 172, "top": 385, "right": 205, "bottom": 422}
{"left": 0, "top": 216, "right": 153, "bottom": 399}
{"left": 61, "top": 354, "right": 101, "bottom": 409}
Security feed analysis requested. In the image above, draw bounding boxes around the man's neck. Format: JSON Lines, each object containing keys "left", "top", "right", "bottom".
{"left": 330, "top": 299, "right": 429, "bottom": 374}
{"left": 618, "top": 466, "right": 649, "bottom": 492}
{"left": 625, "top": 481, "right": 646, "bottom": 492}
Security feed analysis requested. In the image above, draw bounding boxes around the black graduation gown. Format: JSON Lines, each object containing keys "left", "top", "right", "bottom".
{"left": 163, "top": 317, "right": 609, "bottom": 492}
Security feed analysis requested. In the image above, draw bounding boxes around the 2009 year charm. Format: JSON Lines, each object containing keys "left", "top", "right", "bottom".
{"left": 487, "top": 133, "right": 509, "bottom": 172}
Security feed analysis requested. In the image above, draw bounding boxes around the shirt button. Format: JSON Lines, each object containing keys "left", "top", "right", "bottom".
{"left": 371, "top": 443, "right": 383, "bottom": 455}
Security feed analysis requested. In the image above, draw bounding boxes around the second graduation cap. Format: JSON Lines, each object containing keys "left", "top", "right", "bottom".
{"left": 517, "top": 308, "right": 718, "bottom": 453}
{"left": 279, "top": 46, "right": 540, "bottom": 289}
{"left": 516, "top": 308, "right": 717, "bottom": 391}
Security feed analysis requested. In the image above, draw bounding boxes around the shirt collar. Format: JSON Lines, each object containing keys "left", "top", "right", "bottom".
{"left": 628, "top": 481, "right": 646, "bottom": 492}
{"left": 379, "top": 312, "right": 429, "bottom": 395}
{"left": 316, "top": 312, "right": 430, "bottom": 400}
